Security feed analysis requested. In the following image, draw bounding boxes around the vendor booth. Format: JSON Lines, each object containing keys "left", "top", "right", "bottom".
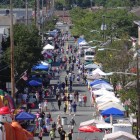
{"left": 15, "top": 111, "right": 36, "bottom": 136}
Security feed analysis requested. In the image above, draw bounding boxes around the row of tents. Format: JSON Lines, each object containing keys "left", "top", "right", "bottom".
{"left": 76, "top": 35, "right": 137, "bottom": 139}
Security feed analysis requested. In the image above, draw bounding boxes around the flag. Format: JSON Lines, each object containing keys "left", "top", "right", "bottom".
{"left": 21, "top": 71, "right": 28, "bottom": 81}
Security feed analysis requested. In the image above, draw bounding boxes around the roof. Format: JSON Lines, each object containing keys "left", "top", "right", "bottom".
{"left": 0, "top": 8, "right": 33, "bottom": 19}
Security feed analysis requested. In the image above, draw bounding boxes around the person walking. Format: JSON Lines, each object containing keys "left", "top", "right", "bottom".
{"left": 69, "top": 117, "right": 76, "bottom": 133}
{"left": 72, "top": 102, "right": 77, "bottom": 116}
{"left": 83, "top": 94, "right": 87, "bottom": 106}
{"left": 49, "top": 129, "right": 55, "bottom": 140}
{"left": 67, "top": 130, "right": 72, "bottom": 140}
{"left": 63, "top": 102, "right": 67, "bottom": 114}
{"left": 68, "top": 102, "right": 72, "bottom": 115}
{"left": 59, "top": 128, "right": 66, "bottom": 140}
{"left": 38, "top": 128, "right": 43, "bottom": 140}
{"left": 57, "top": 115, "right": 61, "bottom": 126}
{"left": 78, "top": 94, "right": 83, "bottom": 106}
{"left": 65, "top": 75, "right": 68, "bottom": 87}
{"left": 57, "top": 97, "right": 62, "bottom": 110}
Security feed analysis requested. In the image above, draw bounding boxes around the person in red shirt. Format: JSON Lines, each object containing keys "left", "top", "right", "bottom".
{"left": 83, "top": 94, "right": 87, "bottom": 107}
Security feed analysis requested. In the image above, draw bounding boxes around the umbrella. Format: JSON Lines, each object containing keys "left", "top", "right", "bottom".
{"left": 90, "top": 79, "right": 109, "bottom": 87}
{"left": 101, "top": 107, "right": 124, "bottom": 116}
{"left": 15, "top": 112, "right": 36, "bottom": 120}
{"left": 28, "top": 80, "right": 42, "bottom": 86}
{"left": 92, "top": 83, "right": 113, "bottom": 90}
{"left": 32, "top": 64, "right": 49, "bottom": 71}
{"left": 78, "top": 125, "right": 101, "bottom": 133}
{"left": 85, "top": 64, "right": 100, "bottom": 69}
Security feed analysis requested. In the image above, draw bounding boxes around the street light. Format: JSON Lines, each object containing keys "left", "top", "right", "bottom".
{"left": 10, "top": 0, "right": 15, "bottom": 98}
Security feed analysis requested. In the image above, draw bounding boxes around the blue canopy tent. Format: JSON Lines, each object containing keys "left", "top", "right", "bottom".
{"left": 32, "top": 64, "right": 49, "bottom": 71}
{"left": 29, "top": 77, "right": 42, "bottom": 82}
{"left": 15, "top": 112, "right": 36, "bottom": 120}
{"left": 90, "top": 79, "right": 110, "bottom": 87}
{"left": 28, "top": 80, "right": 42, "bottom": 86}
{"left": 101, "top": 107, "right": 124, "bottom": 117}
{"left": 78, "top": 38, "right": 85, "bottom": 45}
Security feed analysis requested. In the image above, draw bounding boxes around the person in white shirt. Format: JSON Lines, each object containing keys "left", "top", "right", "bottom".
{"left": 78, "top": 94, "right": 83, "bottom": 106}
{"left": 38, "top": 102, "right": 43, "bottom": 112}
{"left": 69, "top": 93, "right": 73, "bottom": 103}
{"left": 68, "top": 102, "right": 72, "bottom": 115}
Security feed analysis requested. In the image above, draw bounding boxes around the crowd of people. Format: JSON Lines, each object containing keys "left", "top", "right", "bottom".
{"left": 14, "top": 25, "right": 90, "bottom": 140}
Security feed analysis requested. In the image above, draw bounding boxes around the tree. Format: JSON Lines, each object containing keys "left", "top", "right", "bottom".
{"left": 70, "top": 8, "right": 138, "bottom": 41}
{"left": 2, "top": 24, "right": 42, "bottom": 76}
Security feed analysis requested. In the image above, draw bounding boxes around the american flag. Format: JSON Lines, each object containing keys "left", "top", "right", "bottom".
{"left": 21, "top": 71, "right": 28, "bottom": 81}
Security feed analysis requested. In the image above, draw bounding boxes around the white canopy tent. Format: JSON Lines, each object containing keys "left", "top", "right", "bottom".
{"left": 41, "top": 61, "right": 49, "bottom": 66}
{"left": 98, "top": 102, "right": 125, "bottom": 111}
{"left": 86, "top": 73, "right": 103, "bottom": 80}
{"left": 96, "top": 94, "right": 120, "bottom": 104}
{"left": 92, "top": 83, "right": 114, "bottom": 90}
{"left": 92, "top": 68, "right": 106, "bottom": 76}
{"left": 92, "top": 89, "right": 115, "bottom": 96}
{"left": 92, "top": 68, "right": 112, "bottom": 76}
{"left": 79, "top": 40, "right": 88, "bottom": 45}
{"left": 85, "top": 64, "right": 101, "bottom": 69}
{"left": 80, "top": 119, "right": 106, "bottom": 127}
{"left": 43, "top": 44, "right": 54, "bottom": 50}
{"left": 103, "top": 131, "right": 137, "bottom": 140}
{"left": 96, "top": 123, "right": 113, "bottom": 129}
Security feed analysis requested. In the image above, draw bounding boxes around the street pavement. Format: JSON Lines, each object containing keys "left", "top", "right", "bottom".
{"left": 33, "top": 24, "right": 103, "bottom": 140}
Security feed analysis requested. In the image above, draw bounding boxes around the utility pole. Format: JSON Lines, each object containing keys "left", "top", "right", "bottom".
{"left": 34, "top": 0, "right": 37, "bottom": 26}
{"left": 25, "top": 0, "right": 28, "bottom": 25}
{"left": 10, "top": 0, "right": 15, "bottom": 98}
{"left": 90, "top": 0, "right": 93, "bottom": 10}
{"left": 42, "top": 0, "right": 44, "bottom": 43}
{"left": 37, "top": 0, "right": 40, "bottom": 33}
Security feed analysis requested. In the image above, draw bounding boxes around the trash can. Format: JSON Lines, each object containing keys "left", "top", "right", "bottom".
{"left": 61, "top": 117, "right": 67, "bottom": 125}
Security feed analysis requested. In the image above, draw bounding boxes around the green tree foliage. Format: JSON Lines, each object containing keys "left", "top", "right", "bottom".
{"left": 2, "top": 24, "right": 42, "bottom": 75}
{"left": 70, "top": 8, "right": 138, "bottom": 40}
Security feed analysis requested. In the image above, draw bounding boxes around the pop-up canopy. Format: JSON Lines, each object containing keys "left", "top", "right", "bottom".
{"left": 28, "top": 80, "right": 42, "bottom": 86}
{"left": 103, "top": 131, "right": 137, "bottom": 140}
{"left": 32, "top": 64, "right": 49, "bottom": 71}
{"left": 15, "top": 112, "right": 36, "bottom": 120}
{"left": 85, "top": 64, "right": 100, "bottom": 69}
{"left": 92, "top": 88, "right": 115, "bottom": 96}
{"left": 96, "top": 94, "right": 120, "bottom": 104}
{"left": 98, "top": 102, "right": 125, "bottom": 111}
{"left": 90, "top": 79, "right": 109, "bottom": 87}
{"left": 101, "top": 107, "right": 124, "bottom": 116}
{"left": 43, "top": 44, "right": 54, "bottom": 50}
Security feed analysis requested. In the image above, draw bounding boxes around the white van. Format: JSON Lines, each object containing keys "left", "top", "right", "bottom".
{"left": 84, "top": 48, "right": 95, "bottom": 61}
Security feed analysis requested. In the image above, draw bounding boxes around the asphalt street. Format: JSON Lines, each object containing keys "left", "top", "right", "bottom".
{"left": 33, "top": 24, "right": 103, "bottom": 140}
